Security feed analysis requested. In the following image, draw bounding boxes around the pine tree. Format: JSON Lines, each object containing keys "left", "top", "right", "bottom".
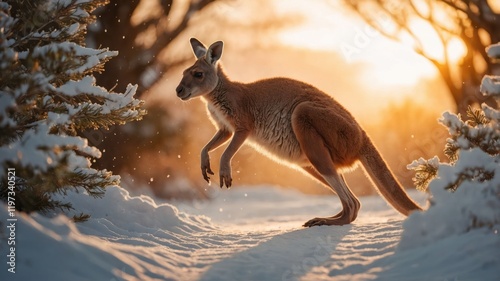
{"left": 407, "top": 42, "right": 500, "bottom": 230}
{"left": 0, "top": 0, "right": 146, "bottom": 217}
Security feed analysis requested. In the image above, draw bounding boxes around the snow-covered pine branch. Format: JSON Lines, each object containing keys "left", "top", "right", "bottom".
{"left": 0, "top": 0, "right": 146, "bottom": 216}
{"left": 480, "top": 43, "right": 500, "bottom": 98}
{"left": 402, "top": 42, "right": 500, "bottom": 248}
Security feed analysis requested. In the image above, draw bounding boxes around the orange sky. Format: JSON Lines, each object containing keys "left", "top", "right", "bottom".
{"left": 275, "top": 0, "right": 444, "bottom": 89}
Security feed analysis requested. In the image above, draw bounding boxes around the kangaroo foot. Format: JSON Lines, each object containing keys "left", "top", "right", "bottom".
{"left": 303, "top": 215, "right": 352, "bottom": 227}
{"left": 304, "top": 199, "right": 360, "bottom": 227}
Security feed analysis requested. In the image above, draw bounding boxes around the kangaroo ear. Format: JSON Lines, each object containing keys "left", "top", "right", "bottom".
{"left": 206, "top": 41, "right": 223, "bottom": 65}
{"left": 190, "top": 38, "right": 207, "bottom": 59}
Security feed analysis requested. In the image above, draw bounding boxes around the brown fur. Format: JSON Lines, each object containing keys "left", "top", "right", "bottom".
{"left": 176, "top": 38, "right": 422, "bottom": 226}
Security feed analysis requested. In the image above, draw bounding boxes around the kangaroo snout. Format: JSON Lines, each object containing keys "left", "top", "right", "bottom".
{"left": 176, "top": 84, "right": 184, "bottom": 95}
{"left": 176, "top": 84, "right": 191, "bottom": 100}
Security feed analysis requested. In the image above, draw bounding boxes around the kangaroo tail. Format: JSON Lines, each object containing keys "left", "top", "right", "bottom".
{"left": 358, "top": 133, "right": 422, "bottom": 216}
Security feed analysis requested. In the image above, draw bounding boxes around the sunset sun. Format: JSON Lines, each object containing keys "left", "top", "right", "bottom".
{"left": 276, "top": 1, "right": 443, "bottom": 91}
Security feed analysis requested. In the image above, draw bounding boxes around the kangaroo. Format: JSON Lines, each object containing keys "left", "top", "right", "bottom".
{"left": 176, "top": 38, "right": 422, "bottom": 226}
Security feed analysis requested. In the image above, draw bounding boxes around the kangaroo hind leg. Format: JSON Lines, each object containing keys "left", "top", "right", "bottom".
{"left": 303, "top": 166, "right": 360, "bottom": 226}
{"left": 302, "top": 166, "right": 341, "bottom": 219}
{"left": 292, "top": 104, "right": 361, "bottom": 227}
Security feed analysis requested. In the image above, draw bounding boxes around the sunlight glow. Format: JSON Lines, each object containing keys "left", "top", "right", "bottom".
{"left": 363, "top": 56, "right": 436, "bottom": 88}
{"left": 446, "top": 37, "right": 467, "bottom": 63}
{"left": 404, "top": 19, "right": 467, "bottom": 64}
{"left": 489, "top": 0, "right": 500, "bottom": 13}
{"left": 275, "top": 0, "right": 440, "bottom": 89}
{"left": 275, "top": 0, "right": 350, "bottom": 51}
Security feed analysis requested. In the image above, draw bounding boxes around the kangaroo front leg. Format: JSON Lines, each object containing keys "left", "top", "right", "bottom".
{"left": 201, "top": 129, "right": 232, "bottom": 183}
{"left": 219, "top": 130, "right": 249, "bottom": 188}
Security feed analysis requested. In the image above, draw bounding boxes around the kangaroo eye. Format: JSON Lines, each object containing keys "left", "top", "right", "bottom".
{"left": 193, "top": 71, "right": 203, "bottom": 78}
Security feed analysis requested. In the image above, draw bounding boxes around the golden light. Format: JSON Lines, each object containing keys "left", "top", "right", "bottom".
{"left": 275, "top": 1, "right": 440, "bottom": 91}
{"left": 275, "top": 0, "right": 351, "bottom": 52}
{"left": 489, "top": 0, "right": 500, "bottom": 12}
{"left": 361, "top": 52, "right": 437, "bottom": 88}
{"left": 446, "top": 37, "right": 467, "bottom": 64}
{"left": 404, "top": 19, "right": 467, "bottom": 64}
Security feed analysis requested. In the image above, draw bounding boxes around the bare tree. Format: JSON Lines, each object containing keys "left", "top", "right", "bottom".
{"left": 343, "top": 0, "right": 500, "bottom": 114}
{"left": 87, "top": 0, "right": 220, "bottom": 95}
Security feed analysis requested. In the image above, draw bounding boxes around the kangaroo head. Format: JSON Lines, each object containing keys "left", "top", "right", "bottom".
{"left": 176, "top": 38, "right": 224, "bottom": 100}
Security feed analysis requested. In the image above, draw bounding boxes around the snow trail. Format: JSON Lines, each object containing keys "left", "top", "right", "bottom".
{"left": 301, "top": 219, "right": 402, "bottom": 281}
{"left": 2, "top": 185, "right": 498, "bottom": 281}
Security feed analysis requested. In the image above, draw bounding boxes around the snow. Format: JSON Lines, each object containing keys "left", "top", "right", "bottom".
{"left": 400, "top": 91, "right": 500, "bottom": 278}
{"left": 486, "top": 42, "right": 500, "bottom": 60}
{"left": 56, "top": 76, "right": 110, "bottom": 97}
{"left": 42, "top": 0, "right": 91, "bottom": 18}
{"left": 401, "top": 149, "right": 500, "bottom": 245}
{"left": 483, "top": 103, "right": 500, "bottom": 122}
{"left": 32, "top": 23, "right": 80, "bottom": 40}
{"left": 482, "top": 42, "right": 500, "bottom": 95}
{"left": 2, "top": 184, "right": 498, "bottom": 280}
{"left": 406, "top": 155, "right": 439, "bottom": 170}
{"left": 0, "top": 94, "right": 16, "bottom": 126}
{"left": 27, "top": 42, "right": 118, "bottom": 76}
{"left": 54, "top": 78, "right": 141, "bottom": 118}
{"left": 0, "top": 123, "right": 100, "bottom": 177}
{"left": 481, "top": 75, "right": 500, "bottom": 96}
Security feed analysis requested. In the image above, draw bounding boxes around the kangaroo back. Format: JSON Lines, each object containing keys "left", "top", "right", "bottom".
{"left": 359, "top": 133, "right": 422, "bottom": 215}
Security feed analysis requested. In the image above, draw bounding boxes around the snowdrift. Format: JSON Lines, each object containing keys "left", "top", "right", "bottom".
{"left": 0, "top": 186, "right": 217, "bottom": 280}
{"left": 1, "top": 185, "right": 499, "bottom": 281}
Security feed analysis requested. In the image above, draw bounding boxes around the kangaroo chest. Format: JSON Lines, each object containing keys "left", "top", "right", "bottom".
{"left": 204, "top": 96, "right": 306, "bottom": 165}
{"left": 205, "top": 101, "right": 235, "bottom": 131}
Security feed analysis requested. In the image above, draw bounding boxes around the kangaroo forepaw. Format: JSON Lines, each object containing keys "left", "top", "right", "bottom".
{"left": 202, "top": 169, "right": 214, "bottom": 183}
{"left": 219, "top": 163, "right": 232, "bottom": 188}
{"left": 201, "top": 150, "right": 215, "bottom": 183}
{"left": 201, "top": 163, "right": 214, "bottom": 184}
{"left": 219, "top": 171, "right": 232, "bottom": 188}
{"left": 219, "top": 174, "right": 232, "bottom": 188}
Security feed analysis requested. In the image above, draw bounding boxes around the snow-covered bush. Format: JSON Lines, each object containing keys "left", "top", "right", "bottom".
{"left": 0, "top": 0, "right": 146, "bottom": 216}
{"left": 402, "top": 42, "right": 500, "bottom": 248}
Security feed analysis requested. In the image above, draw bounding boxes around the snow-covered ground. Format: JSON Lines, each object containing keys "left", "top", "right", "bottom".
{"left": 1, "top": 185, "right": 499, "bottom": 281}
